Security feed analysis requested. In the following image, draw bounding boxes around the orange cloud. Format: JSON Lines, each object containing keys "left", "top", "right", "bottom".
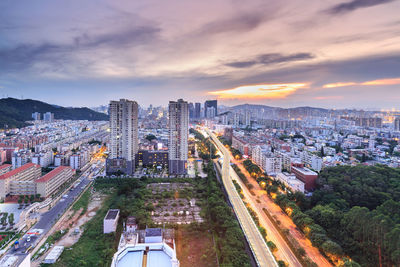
{"left": 323, "top": 77, "right": 400, "bottom": 88}
{"left": 361, "top": 78, "right": 400, "bottom": 86}
{"left": 208, "top": 83, "right": 308, "bottom": 100}
{"left": 323, "top": 82, "right": 357, "bottom": 88}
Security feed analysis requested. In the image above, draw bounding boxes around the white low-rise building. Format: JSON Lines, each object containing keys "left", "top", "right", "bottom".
{"left": 276, "top": 172, "right": 305, "bottom": 193}
{"left": 104, "top": 209, "right": 120, "bottom": 234}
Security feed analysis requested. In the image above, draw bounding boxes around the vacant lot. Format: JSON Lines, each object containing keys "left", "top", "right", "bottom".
{"left": 147, "top": 183, "right": 204, "bottom": 224}
{"left": 175, "top": 225, "right": 217, "bottom": 267}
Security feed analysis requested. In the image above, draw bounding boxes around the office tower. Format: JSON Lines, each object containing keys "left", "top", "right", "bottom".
{"left": 32, "top": 112, "right": 41, "bottom": 121}
{"left": 43, "top": 112, "right": 54, "bottom": 122}
{"left": 168, "top": 99, "right": 188, "bottom": 175}
{"left": 395, "top": 117, "right": 400, "bottom": 131}
{"left": 188, "top": 102, "right": 194, "bottom": 119}
{"left": 204, "top": 100, "right": 218, "bottom": 118}
{"left": 194, "top": 103, "right": 201, "bottom": 119}
{"left": 107, "top": 99, "right": 139, "bottom": 175}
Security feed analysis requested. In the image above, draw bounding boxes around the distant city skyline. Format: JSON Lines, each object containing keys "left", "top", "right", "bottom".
{"left": 1, "top": 0, "right": 400, "bottom": 108}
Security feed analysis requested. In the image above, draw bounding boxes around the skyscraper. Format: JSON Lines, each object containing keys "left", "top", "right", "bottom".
{"left": 395, "top": 117, "right": 400, "bottom": 131}
{"left": 188, "top": 102, "right": 194, "bottom": 119}
{"left": 204, "top": 100, "right": 218, "bottom": 118}
{"left": 107, "top": 99, "right": 139, "bottom": 175}
{"left": 168, "top": 99, "right": 188, "bottom": 175}
{"left": 43, "top": 112, "right": 54, "bottom": 122}
{"left": 194, "top": 102, "right": 201, "bottom": 119}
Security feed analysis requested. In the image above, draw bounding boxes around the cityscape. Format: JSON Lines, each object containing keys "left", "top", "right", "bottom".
{"left": 1, "top": 1, "right": 400, "bottom": 267}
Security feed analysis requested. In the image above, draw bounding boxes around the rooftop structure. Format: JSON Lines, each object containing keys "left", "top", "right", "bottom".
{"left": 111, "top": 228, "right": 179, "bottom": 267}
{"left": 104, "top": 209, "right": 120, "bottom": 234}
{"left": 43, "top": 245, "right": 64, "bottom": 264}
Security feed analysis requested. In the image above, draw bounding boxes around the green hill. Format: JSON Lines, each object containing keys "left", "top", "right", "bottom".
{"left": 0, "top": 98, "right": 108, "bottom": 129}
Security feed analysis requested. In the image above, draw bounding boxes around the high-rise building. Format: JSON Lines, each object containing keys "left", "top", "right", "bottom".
{"left": 395, "top": 117, "right": 400, "bottom": 131}
{"left": 204, "top": 100, "right": 217, "bottom": 118}
{"left": 168, "top": 99, "right": 188, "bottom": 175}
{"left": 188, "top": 102, "right": 194, "bottom": 119}
{"left": 43, "top": 112, "right": 54, "bottom": 122}
{"left": 32, "top": 112, "right": 41, "bottom": 121}
{"left": 194, "top": 103, "right": 201, "bottom": 119}
{"left": 107, "top": 99, "right": 139, "bottom": 175}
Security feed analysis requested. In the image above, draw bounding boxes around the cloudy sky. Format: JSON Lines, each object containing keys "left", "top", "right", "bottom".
{"left": 1, "top": 0, "right": 400, "bottom": 109}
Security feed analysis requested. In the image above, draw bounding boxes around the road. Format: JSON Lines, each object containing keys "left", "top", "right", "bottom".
{"left": 205, "top": 128, "right": 278, "bottom": 267}
{"left": 230, "top": 156, "right": 332, "bottom": 267}
{"left": 1, "top": 159, "right": 105, "bottom": 263}
{"left": 228, "top": 164, "right": 302, "bottom": 267}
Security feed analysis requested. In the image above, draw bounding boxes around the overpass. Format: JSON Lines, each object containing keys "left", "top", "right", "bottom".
{"left": 205, "top": 128, "right": 278, "bottom": 267}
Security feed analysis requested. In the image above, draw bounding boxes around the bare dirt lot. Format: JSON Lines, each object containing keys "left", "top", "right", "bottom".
{"left": 32, "top": 191, "right": 106, "bottom": 267}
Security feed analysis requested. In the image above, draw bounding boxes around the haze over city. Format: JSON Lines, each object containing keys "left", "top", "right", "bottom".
{"left": 1, "top": 0, "right": 400, "bottom": 108}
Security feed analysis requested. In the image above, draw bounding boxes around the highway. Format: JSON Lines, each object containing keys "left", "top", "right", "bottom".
{"left": 205, "top": 128, "right": 278, "bottom": 267}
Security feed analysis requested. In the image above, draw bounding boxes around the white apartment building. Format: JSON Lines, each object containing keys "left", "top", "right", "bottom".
{"left": 263, "top": 154, "right": 282, "bottom": 175}
{"left": 168, "top": 99, "right": 189, "bottom": 175}
{"left": 12, "top": 150, "right": 32, "bottom": 169}
{"left": 0, "top": 163, "right": 41, "bottom": 199}
{"left": 43, "top": 112, "right": 54, "bottom": 122}
{"left": 32, "top": 150, "right": 53, "bottom": 168}
{"left": 108, "top": 99, "right": 139, "bottom": 175}
{"left": 301, "top": 151, "right": 323, "bottom": 172}
{"left": 276, "top": 172, "right": 305, "bottom": 193}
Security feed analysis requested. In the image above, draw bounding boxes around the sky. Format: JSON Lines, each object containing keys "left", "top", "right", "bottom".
{"left": 1, "top": 0, "right": 400, "bottom": 109}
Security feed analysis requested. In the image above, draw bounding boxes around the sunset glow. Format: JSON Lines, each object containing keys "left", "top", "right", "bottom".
{"left": 208, "top": 83, "right": 308, "bottom": 100}
{"left": 323, "top": 82, "right": 357, "bottom": 88}
{"left": 323, "top": 77, "right": 400, "bottom": 89}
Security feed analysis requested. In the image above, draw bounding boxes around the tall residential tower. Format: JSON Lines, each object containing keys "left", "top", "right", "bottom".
{"left": 168, "top": 99, "right": 188, "bottom": 175}
{"left": 107, "top": 99, "right": 139, "bottom": 175}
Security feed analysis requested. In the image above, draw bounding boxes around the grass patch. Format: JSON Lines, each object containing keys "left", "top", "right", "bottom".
{"left": 175, "top": 224, "right": 217, "bottom": 267}
{"left": 72, "top": 189, "right": 90, "bottom": 215}
{"left": 54, "top": 192, "right": 118, "bottom": 267}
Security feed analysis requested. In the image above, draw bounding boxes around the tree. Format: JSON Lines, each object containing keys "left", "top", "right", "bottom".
{"left": 145, "top": 134, "right": 157, "bottom": 142}
{"left": 8, "top": 213, "right": 14, "bottom": 225}
{"left": 321, "top": 240, "right": 343, "bottom": 257}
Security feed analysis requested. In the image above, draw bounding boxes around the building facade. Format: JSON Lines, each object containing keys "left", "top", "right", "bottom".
{"left": 108, "top": 99, "right": 139, "bottom": 175}
{"left": 35, "top": 166, "right": 74, "bottom": 198}
{"left": 168, "top": 99, "right": 188, "bottom": 175}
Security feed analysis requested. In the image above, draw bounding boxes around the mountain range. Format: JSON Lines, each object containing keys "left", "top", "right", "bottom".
{"left": 0, "top": 98, "right": 108, "bottom": 129}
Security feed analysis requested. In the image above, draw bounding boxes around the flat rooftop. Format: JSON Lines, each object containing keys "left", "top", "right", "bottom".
{"left": 145, "top": 228, "right": 162, "bottom": 237}
{"left": 105, "top": 209, "right": 120, "bottom": 220}
{"left": 292, "top": 166, "right": 317, "bottom": 175}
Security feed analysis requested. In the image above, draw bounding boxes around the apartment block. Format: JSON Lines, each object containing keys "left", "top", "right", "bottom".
{"left": 36, "top": 166, "right": 74, "bottom": 198}
{"left": 0, "top": 163, "right": 41, "bottom": 199}
{"left": 168, "top": 99, "right": 189, "bottom": 175}
{"left": 107, "top": 99, "right": 139, "bottom": 175}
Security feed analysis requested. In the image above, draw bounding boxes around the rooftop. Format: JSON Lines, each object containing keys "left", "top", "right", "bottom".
{"left": 35, "top": 166, "right": 70, "bottom": 183}
{"left": 0, "top": 164, "right": 11, "bottom": 170}
{"left": 145, "top": 228, "right": 162, "bottom": 237}
{"left": 105, "top": 209, "right": 120, "bottom": 220}
{"left": 0, "top": 163, "right": 40, "bottom": 180}
{"left": 292, "top": 166, "right": 318, "bottom": 175}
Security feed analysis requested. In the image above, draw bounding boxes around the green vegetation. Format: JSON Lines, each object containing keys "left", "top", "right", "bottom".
{"left": 203, "top": 161, "right": 251, "bottom": 266}
{"left": 190, "top": 128, "right": 218, "bottom": 159}
{"left": 243, "top": 159, "right": 262, "bottom": 177}
{"left": 272, "top": 165, "right": 400, "bottom": 266}
{"left": 0, "top": 97, "right": 108, "bottom": 129}
{"left": 88, "top": 139, "right": 102, "bottom": 145}
{"left": 72, "top": 190, "right": 91, "bottom": 215}
{"left": 145, "top": 134, "right": 157, "bottom": 142}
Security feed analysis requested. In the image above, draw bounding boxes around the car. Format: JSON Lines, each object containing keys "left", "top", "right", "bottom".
{"left": 27, "top": 236, "right": 31, "bottom": 242}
